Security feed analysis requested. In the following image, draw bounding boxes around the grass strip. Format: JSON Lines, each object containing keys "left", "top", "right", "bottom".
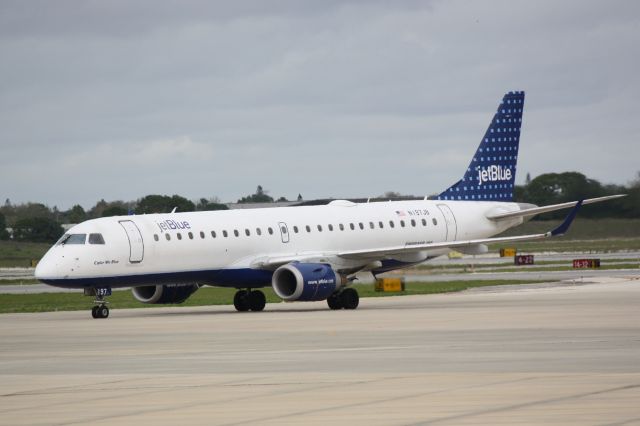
{"left": 416, "top": 258, "right": 639, "bottom": 270}
{"left": 0, "top": 279, "right": 40, "bottom": 285}
{"left": 0, "top": 280, "right": 547, "bottom": 314}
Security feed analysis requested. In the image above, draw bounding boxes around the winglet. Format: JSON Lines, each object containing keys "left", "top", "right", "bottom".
{"left": 549, "top": 200, "right": 583, "bottom": 236}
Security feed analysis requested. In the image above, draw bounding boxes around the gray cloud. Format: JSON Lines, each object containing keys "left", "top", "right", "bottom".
{"left": 1, "top": 0, "right": 638, "bottom": 209}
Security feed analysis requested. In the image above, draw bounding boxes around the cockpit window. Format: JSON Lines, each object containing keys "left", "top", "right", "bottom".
{"left": 57, "top": 234, "right": 87, "bottom": 245}
{"left": 88, "top": 233, "right": 105, "bottom": 244}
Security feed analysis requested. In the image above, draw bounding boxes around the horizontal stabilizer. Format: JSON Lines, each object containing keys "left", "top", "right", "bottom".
{"left": 486, "top": 194, "right": 626, "bottom": 221}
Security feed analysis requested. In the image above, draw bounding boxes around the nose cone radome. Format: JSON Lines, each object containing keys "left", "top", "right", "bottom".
{"left": 34, "top": 252, "right": 58, "bottom": 282}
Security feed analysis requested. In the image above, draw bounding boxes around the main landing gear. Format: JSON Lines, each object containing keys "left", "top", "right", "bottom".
{"left": 233, "top": 289, "right": 266, "bottom": 312}
{"left": 327, "top": 288, "right": 359, "bottom": 310}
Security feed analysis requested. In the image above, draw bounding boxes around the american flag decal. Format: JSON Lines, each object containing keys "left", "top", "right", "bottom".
{"left": 395, "top": 210, "right": 406, "bottom": 217}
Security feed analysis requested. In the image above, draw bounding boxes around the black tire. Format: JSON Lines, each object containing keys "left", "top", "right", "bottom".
{"left": 327, "top": 293, "right": 343, "bottom": 310}
{"left": 340, "top": 288, "right": 359, "bottom": 310}
{"left": 233, "top": 290, "right": 250, "bottom": 312}
{"left": 98, "top": 306, "right": 109, "bottom": 318}
{"left": 91, "top": 306, "right": 98, "bottom": 319}
{"left": 248, "top": 290, "right": 266, "bottom": 312}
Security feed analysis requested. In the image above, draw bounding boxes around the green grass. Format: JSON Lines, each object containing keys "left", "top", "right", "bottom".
{"left": 0, "top": 279, "right": 40, "bottom": 285}
{"left": 0, "top": 240, "right": 50, "bottom": 267}
{"left": 490, "top": 238, "right": 640, "bottom": 253}
{"left": 497, "top": 218, "right": 640, "bottom": 240}
{"left": 441, "top": 264, "right": 639, "bottom": 274}
{"left": 417, "top": 258, "right": 639, "bottom": 270}
{"left": 0, "top": 280, "right": 547, "bottom": 314}
{"left": 491, "top": 218, "right": 640, "bottom": 253}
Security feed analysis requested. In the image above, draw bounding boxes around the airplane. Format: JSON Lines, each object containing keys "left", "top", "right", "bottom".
{"left": 35, "top": 91, "right": 624, "bottom": 318}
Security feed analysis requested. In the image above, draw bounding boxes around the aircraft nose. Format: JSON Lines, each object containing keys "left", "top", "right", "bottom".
{"left": 34, "top": 254, "right": 58, "bottom": 281}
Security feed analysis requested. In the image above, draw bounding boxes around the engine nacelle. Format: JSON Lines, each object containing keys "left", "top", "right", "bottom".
{"left": 272, "top": 263, "right": 343, "bottom": 302}
{"left": 131, "top": 284, "right": 199, "bottom": 304}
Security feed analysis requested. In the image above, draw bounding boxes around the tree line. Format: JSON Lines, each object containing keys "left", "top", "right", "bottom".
{"left": 0, "top": 186, "right": 293, "bottom": 243}
{"left": 513, "top": 171, "right": 640, "bottom": 219}
{"left": 1, "top": 173, "right": 638, "bottom": 243}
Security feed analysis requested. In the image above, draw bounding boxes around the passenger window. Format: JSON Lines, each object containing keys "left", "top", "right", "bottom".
{"left": 317, "top": 225, "right": 323, "bottom": 232}
{"left": 369, "top": 222, "right": 374, "bottom": 229}
{"left": 257, "top": 228, "right": 262, "bottom": 236}
{"left": 400, "top": 220, "right": 405, "bottom": 227}
{"left": 389, "top": 221, "right": 395, "bottom": 228}
{"left": 165, "top": 233, "right": 171, "bottom": 241}
{"left": 328, "top": 224, "right": 334, "bottom": 231}
{"left": 200, "top": 231, "right": 205, "bottom": 239}
{"left": 411, "top": 219, "right": 416, "bottom": 227}
{"left": 234, "top": 230, "right": 239, "bottom": 237}
{"left": 188, "top": 232, "right": 194, "bottom": 239}
{"left": 177, "top": 233, "right": 182, "bottom": 240}
{"left": 212, "top": 231, "right": 217, "bottom": 238}
{"left": 293, "top": 226, "right": 298, "bottom": 233}
{"left": 432, "top": 218, "right": 438, "bottom": 226}
{"left": 358, "top": 222, "right": 364, "bottom": 230}
{"left": 154, "top": 234, "right": 159, "bottom": 242}
{"left": 349, "top": 223, "right": 355, "bottom": 230}
{"left": 306, "top": 225, "right": 311, "bottom": 232}
{"left": 89, "top": 233, "right": 105, "bottom": 244}
{"left": 422, "top": 218, "right": 427, "bottom": 226}
{"left": 339, "top": 224, "right": 344, "bottom": 231}
{"left": 268, "top": 227, "right": 274, "bottom": 235}
{"left": 379, "top": 221, "right": 384, "bottom": 229}
{"left": 223, "top": 230, "right": 228, "bottom": 238}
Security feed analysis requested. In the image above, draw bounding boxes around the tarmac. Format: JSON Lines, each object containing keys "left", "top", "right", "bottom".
{"left": 1, "top": 276, "right": 639, "bottom": 425}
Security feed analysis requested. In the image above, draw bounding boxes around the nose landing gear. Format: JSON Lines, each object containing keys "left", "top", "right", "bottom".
{"left": 85, "top": 287, "right": 111, "bottom": 319}
{"left": 91, "top": 303, "right": 109, "bottom": 319}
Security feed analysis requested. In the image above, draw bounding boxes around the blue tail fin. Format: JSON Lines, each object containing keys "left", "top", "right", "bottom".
{"left": 437, "top": 91, "right": 525, "bottom": 202}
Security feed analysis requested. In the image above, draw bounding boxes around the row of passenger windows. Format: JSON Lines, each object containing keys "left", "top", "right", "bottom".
{"left": 153, "top": 217, "right": 438, "bottom": 242}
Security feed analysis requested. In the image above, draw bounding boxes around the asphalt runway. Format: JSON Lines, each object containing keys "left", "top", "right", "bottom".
{"left": 1, "top": 276, "right": 640, "bottom": 425}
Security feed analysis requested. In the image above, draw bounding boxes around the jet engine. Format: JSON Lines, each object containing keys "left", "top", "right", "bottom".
{"left": 272, "top": 263, "right": 344, "bottom": 301}
{"left": 131, "top": 284, "right": 199, "bottom": 304}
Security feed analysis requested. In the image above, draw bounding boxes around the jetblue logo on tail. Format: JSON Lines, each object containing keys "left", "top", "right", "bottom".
{"left": 437, "top": 91, "right": 525, "bottom": 202}
{"left": 477, "top": 165, "right": 512, "bottom": 186}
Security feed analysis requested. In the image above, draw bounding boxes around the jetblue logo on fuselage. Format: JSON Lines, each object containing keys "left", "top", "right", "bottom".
{"left": 307, "top": 278, "right": 335, "bottom": 285}
{"left": 156, "top": 219, "right": 191, "bottom": 232}
{"left": 477, "top": 165, "right": 512, "bottom": 185}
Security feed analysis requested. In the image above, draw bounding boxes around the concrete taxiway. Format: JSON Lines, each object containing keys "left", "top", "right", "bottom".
{"left": 1, "top": 276, "right": 639, "bottom": 425}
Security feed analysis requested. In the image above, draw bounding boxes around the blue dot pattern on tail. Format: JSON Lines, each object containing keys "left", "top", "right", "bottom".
{"left": 437, "top": 91, "right": 525, "bottom": 202}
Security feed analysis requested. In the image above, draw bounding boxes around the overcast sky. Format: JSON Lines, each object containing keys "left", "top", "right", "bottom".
{"left": 1, "top": 0, "right": 639, "bottom": 209}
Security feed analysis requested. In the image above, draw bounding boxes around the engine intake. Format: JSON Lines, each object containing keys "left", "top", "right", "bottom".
{"left": 272, "top": 263, "right": 343, "bottom": 302}
{"left": 132, "top": 284, "right": 199, "bottom": 304}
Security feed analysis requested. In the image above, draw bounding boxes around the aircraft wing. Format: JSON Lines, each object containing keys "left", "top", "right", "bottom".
{"left": 249, "top": 253, "right": 340, "bottom": 270}
{"left": 486, "top": 194, "right": 625, "bottom": 221}
{"left": 339, "top": 200, "right": 583, "bottom": 260}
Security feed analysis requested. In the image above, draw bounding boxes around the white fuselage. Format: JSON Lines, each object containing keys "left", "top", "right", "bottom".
{"left": 35, "top": 199, "right": 522, "bottom": 289}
